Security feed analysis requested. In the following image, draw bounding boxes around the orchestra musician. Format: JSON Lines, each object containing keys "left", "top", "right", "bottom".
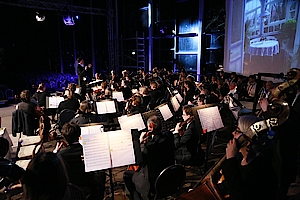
{"left": 123, "top": 115, "right": 174, "bottom": 199}
{"left": 173, "top": 105, "right": 204, "bottom": 165}
{"left": 222, "top": 115, "right": 277, "bottom": 200}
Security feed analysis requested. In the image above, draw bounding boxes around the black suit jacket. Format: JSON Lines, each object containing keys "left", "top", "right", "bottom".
{"left": 58, "top": 143, "right": 94, "bottom": 187}
{"left": 141, "top": 132, "right": 175, "bottom": 190}
{"left": 77, "top": 64, "right": 86, "bottom": 87}
{"left": 56, "top": 99, "right": 80, "bottom": 114}
{"left": 174, "top": 120, "right": 203, "bottom": 165}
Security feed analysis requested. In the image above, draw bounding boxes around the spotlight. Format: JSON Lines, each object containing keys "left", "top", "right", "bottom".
{"left": 63, "top": 14, "right": 75, "bottom": 25}
{"left": 36, "top": 12, "right": 45, "bottom": 22}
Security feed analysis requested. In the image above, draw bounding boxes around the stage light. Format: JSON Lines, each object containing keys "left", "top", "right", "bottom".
{"left": 36, "top": 12, "right": 45, "bottom": 22}
{"left": 63, "top": 14, "right": 75, "bottom": 25}
{"left": 75, "top": 15, "right": 79, "bottom": 20}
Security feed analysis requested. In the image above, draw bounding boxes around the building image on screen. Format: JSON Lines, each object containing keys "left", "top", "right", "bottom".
{"left": 224, "top": 0, "right": 300, "bottom": 76}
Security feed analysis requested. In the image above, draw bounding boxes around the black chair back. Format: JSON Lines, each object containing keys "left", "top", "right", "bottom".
{"left": 58, "top": 109, "right": 76, "bottom": 129}
{"left": 154, "top": 164, "right": 186, "bottom": 200}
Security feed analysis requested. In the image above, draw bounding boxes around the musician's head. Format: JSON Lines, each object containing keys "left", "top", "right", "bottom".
{"left": 79, "top": 100, "right": 92, "bottom": 113}
{"left": 182, "top": 105, "right": 193, "bottom": 121}
{"left": 265, "top": 81, "right": 274, "bottom": 92}
{"left": 150, "top": 81, "right": 157, "bottom": 90}
{"left": 77, "top": 57, "right": 84, "bottom": 64}
{"left": 147, "top": 115, "right": 162, "bottom": 134}
{"left": 229, "top": 82, "right": 237, "bottom": 90}
{"left": 132, "top": 95, "right": 142, "bottom": 106}
{"left": 20, "top": 90, "right": 32, "bottom": 102}
{"left": 139, "top": 86, "right": 149, "bottom": 96}
{"left": 37, "top": 83, "right": 46, "bottom": 92}
{"left": 184, "top": 80, "right": 193, "bottom": 90}
{"left": 61, "top": 122, "right": 81, "bottom": 144}
{"left": 248, "top": 75, "right": 256, "bottom": 83}
{"left": 22, "top": 152, "right": 68, "bottom": 200}
{"left": 0, "top": 137, "right": 9, "bottom": 158}
{"left": 235, "top": 115, "right": 267, "bottom": 159}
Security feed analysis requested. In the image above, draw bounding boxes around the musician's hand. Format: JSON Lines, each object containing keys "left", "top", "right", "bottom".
{"left": 226, "top": 139, "right": 237, "bottom": 159}
{"left": 175, "top": 123, "right": 181, "bottom": 132}
{"left": 140, "top": 132, "right": 147, "bottom": 143}
{"left": 259, "top": 98, "right": 268, "bottom": 112}
{"left": 53, "top": 141, "right": 64, "bottom": 153}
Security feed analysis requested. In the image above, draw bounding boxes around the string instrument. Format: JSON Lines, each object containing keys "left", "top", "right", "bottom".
{"left": 177, "top": 70, "right": 300, "bottom": 200}
{"left": 177, "top": 116, "right": 194, "bottom": 136}
{"left": 264, "top": 68, "right": 300, "bottom": 125}
{"left": 127, "top": 131, "right": 152, "bottom": 172}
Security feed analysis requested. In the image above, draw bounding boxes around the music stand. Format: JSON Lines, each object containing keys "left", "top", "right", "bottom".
{"left": 192, "top": 103, "right": 224, "bottom": 172}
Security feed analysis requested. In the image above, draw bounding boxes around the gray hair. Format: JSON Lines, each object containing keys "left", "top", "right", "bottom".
{"left": 147, "top": 115, "right": 162, "bottom": 131}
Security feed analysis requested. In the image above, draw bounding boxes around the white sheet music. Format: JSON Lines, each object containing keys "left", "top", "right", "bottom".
{"left": 197, "top": 106, "right": 224, "bottom": 132}
{"left": 21, "top": 136, "right": 41, "bottom": 146}
{"left": 158, "top": 104, "right": 173, "bottom": 121}
{"left": 48, "top": 96, "right": 64, "bottom": 108}
{"left": 82, "top": 133, "right": 111, "bottom": 172}
{"left": 118, "top": 113, "right": 146, "bottom": 133}
{"left": 80, "top": 125, "right": 103, "bottom": 135}
{"left": 171, "top": 96, "right": 181, "bottom": 111}
{"left": 175, "top": 93, "right": 183, "bottom": 103}
{"left": 18, "top": 145, "right": 36, "bottom": 158}
{"left": 112, "top": 92, "right": 124, "bottom": 102}
{"left": 107, "top": 130, "right": 135, "bottom": 168}
{"left": 16, "top": 159, "right": 31, "bottom": 170}
{"left": 96, "top": 101, "right": 116, "bottom": 114}
{"left": 82, "top": 130, "right": 136, "bottom": 172}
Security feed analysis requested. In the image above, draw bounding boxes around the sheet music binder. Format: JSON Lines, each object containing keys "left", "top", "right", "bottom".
{"left": 81, "top": 129, "right": 136, "bottom": 172}
{"left": 46, "top": 96, "right": 64, "bottom": 109}
{"left": 96, "top": 99, "right": 118, "bottom": 115}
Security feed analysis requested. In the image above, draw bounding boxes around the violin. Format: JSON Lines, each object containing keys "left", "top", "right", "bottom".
{"left": 176, "top": 116, "right": 194, "bottom": 136}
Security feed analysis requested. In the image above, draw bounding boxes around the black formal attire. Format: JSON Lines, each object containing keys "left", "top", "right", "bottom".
{"left": 121, "top": 86, "right": 132, "bottom": 100}
{"left": 222, "top": 155, "right": 277, "bottom": 200}
{"left": 58, "top": 143, "right": 106, "bottom": 199}
{"left": 276, "top": 92, "right": 300, "bottom": 196}
{"left": 17, "top": 101, "right": 39, "bottom": 131}
{"left": 149, "top": 89, "right": 162, "bottom": 109}
{"left": 69, "top": 113, "right": 103, "bottom": 125}
{"left": 77, "top": 64, "right": 87, "bottom": 98}
{"left": 141, "top": 95, "right": 151, "bottom": 110}
{"left": 184, "top": 88, "right": 195, "bottom": 105}
{"left": 77, "top": 64, "right": 86, "bottom": 87}
{"left": 32, "top": 91, "right": 48, "bottom": 107}
{"left": 18, "top": 101, "right": 37, "bottom": 116}
{"left": 124, "top": 132, "right": 175, "bottom": 198}
{"left": 56, "top": 99, "right": 80, "bottom": 114}
{"left": 174, "top": 120, "right": 203, "bottom": 165}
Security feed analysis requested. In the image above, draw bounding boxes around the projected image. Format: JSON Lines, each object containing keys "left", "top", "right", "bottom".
{"left": 225, "top": 0, "right": 299, "bottom": 76}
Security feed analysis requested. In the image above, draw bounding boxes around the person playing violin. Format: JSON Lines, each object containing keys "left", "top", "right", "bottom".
{"left": 173, "top": 105, "right": 204, "bottom": 165}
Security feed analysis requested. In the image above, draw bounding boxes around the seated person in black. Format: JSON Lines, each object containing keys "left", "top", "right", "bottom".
{"left": 173, "top": 105, "right": 204, "bottom": 165}
{"left": 125, "top": 95, "right": 145, "bottom": 115}
{"left": 17, "top": 90, "right": 40, "bottom": 129}
{"left": 32, "top": 83, "right": 48, "bottom": 108}
{"left": 139, "top": 86, "right": 151, "bottom": 110}
{"left": 0, "top": 137, "right": 24, "bottom": 189}
{"left": 123, "top": 115, "right": 175, "bottom": 199}
{"left": 149, "top": 81, "right": 162, "bottom": 109}
{"left": 56, "top": 90, "right": 80, "bottom": 114}
{"left": 69, "top": 100, "right": 101, "bottom": 125}
{"left": 221, "top": 115, "right": 277, "bottom": 200}
{"left": 56, "top": 123, "right": 106, "bottom": 199}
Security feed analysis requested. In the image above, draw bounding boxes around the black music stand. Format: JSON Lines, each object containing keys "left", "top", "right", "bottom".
{"left": 192, "top": 104, "right": 224, "bottom": 173}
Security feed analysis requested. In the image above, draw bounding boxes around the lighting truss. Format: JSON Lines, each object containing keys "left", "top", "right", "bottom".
{"left": 0, "top": 0, "right": 107, "bottom": 15}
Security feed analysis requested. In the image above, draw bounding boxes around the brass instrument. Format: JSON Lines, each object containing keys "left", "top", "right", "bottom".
{"left": 265, "top": 68, "right": 300, "bottom": 125}
{"left": 178, "top": 69, "right": 300, "bottom": 200}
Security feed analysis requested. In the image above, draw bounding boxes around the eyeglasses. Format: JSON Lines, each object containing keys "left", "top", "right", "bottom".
{"left": 234, "top": 127, "right": 243, "bottom": 134}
